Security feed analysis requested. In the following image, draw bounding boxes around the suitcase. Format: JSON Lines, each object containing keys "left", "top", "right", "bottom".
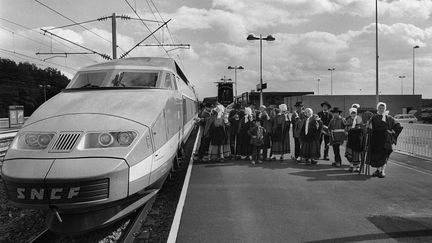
{"left": 331, "top": 129, "right": 346, "bottom": 142}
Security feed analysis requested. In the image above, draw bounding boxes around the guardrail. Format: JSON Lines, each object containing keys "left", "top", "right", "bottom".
{"left": 394, "top": 123, "right": 432, "bottom": 159}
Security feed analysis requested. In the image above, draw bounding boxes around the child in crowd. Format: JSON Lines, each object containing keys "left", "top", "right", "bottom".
{"left": 328, "top": 107, "right": 346, "bottom": 167}
{"left": 248, "top": 119, "right": 266, "bottom": 165}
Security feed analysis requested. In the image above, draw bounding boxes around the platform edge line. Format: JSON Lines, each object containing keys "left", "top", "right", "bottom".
{"left": 389, "top": 160, "right": 432, "bottom": 176}
{"left": 167, "top": 126, "right": 201, "bottom": 243}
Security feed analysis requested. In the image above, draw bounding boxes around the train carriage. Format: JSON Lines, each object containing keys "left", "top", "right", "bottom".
{"left": 1, "top": 57, "right": 198, "bottom": 233}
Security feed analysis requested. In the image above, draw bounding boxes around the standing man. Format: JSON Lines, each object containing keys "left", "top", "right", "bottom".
{"left": 318, "top": 101, "right": 333, "bottom": 161}
{"left": 193, "top": 103, "right": 213, "bottom": 162}
{"left": 291, "top": 101, "right": 306, "bottom": 161}
{"left": 228, "top": 103, "right": 243, "bottom": 159}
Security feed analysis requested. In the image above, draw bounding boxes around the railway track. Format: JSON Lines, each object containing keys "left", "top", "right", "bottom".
{"left": 29, "top": 190, "right": 158, "bottom": 243}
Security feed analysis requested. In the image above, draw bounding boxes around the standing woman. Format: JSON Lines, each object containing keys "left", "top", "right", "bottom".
{"left": 299, "top": 108, "right": 323, "bottom": 165}
{"left": 236, "top": 107, "right": 253, "bottom": 159}
{"left": 345, "top": 107, "right": 364, "bottom": 172}
{"left": 271, "top": 104, "right": 291, "bottom": 160}
{"left": 208, "top": 105, "right": 230, "bottom": 162}
{"left": 291, "top": 102, "right": 306, "bottom": 161}
{"left": 367, "top": 102, "right": 403, "bottom": 178}
{"left": 257, "top": 105, "right": 272, "bottom": 160}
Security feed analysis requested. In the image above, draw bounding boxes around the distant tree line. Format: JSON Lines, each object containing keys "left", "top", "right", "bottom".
{"left": 0, "top": 58, "right": 70, "bottom": 117}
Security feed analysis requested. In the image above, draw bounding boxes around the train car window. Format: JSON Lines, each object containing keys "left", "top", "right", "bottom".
{"left": 164, "top": 73, "right": 173, "bottom": 90}
{"left": 111, "top": 72, "right": 159, "bottom": 88}
{"left": 68, "top": 71, "right": 109, "bottom": 89}
{"left": 171, "top": 74, "right": 178, "bottom": 90}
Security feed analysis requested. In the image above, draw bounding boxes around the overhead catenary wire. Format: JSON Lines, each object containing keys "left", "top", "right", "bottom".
{"left": 120, "top": 19, "right": 171, "bottom": 58}
{"left": 0, "top": 25, "right": 63, "bottom": 52}
{"left": 33, "top": 0, "right": 126, "bottom": 53}
{"left": 148, "top": 0, "right": 186, "bottom": 71}
{"left": 0, "top": 17, "right": 98, "bottom": 63}
{"left": 41, "top": 29, "right": 111, "bottom": 60}
{"left": 0, "top": 48, "right": 78, "bottom": 71}
{"left": 123, "top": 0, "right": 171, "bottom": 57}
{"left": 149, "top": 0, "right": 178, "bottom": 48}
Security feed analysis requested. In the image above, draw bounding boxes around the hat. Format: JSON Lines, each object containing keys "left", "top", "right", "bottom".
{"left": 294, "top": 101, "right": 303, "bottom": 107}
{"left": 349, "top": 107, "right": 357, "bottom": 114}
{"left": 279, "top": 104, "right": 287, "bottom": 112}
{"left": 321, "top": 101, "right": 331, "bottom": 108}
{"left": 351, "top": 103, "right": 360, "bottom": 109}
{"left": 204, "top": 102, "right": 213, "bottom": 108}
{"left": 330, "top": 107, "right": 343, "bottom": 113}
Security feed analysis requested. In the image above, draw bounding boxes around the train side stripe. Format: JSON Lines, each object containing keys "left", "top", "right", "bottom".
{"left": 129, "top": 118, "right": 196, "bottom": 183}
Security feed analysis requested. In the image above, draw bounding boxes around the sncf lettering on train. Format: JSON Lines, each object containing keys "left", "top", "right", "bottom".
{"left": 16, "top": 187, "right": 80, "bottom": 200}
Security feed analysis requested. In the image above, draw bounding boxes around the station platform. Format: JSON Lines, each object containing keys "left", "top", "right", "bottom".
{"left": 174, "top": 144, "right": 432, "bottom": 242}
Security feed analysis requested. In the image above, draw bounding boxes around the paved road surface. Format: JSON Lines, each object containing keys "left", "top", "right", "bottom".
{"left": 176, "top": 145, "right": 432, "bottom": 243}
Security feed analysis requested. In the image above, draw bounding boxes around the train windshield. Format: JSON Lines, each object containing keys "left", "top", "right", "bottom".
{"left": 67, "top": 70, "right": 161, "bottom": 89}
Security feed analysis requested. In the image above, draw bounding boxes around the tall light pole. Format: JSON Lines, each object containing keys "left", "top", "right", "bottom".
{"left": 317, "top": 78, "right": 320, "bottom": 95}
{"left": 228, "top": 66, "right": 244, "bottom": 102}
{"left": 247, "top": 33, "right": 275, "bottom": 106}
{"left": 413, "top": 45, "right": 419, "bottom": 95}
{"left": 328, "top": 68, "right": 335, "bottom": 95}
{"left": 375, "top": 0, "right": 379, "bottom": 105}
{"left": 398, "top": 75, "right": 406, "bottom": 94}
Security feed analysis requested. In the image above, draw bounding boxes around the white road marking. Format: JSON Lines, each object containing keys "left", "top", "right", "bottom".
{"left": 167, "top": 126, "right": 201, "bottom": 243}
{"left": 389, "top": 160, "right": 432, "bottom": 176}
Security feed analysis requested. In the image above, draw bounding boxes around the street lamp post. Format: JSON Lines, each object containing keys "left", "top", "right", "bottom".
{"left": 398, "top": 75, "right": 406, "bottom": 94}
{"left": 375, "top": 0, "right": 379, "bottom": 105}
{"left": 413, "top": 45, "right": 419, "bottom": 95}
{"left": 317, "top": 78, "right": 320, "bottom": 95}
{"left": 228, "top": 65, "right": 244, "bottom": 102}
{"left": 328, "top": 68, "right": 335, "bottom": 95}
{"left": 247, "top": 33, "right": 275, "bottom": 106}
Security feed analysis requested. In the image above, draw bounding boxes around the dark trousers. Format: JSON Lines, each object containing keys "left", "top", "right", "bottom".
{"left": 294, "top": 137, "right": 301, "bottom": 158}
{"left": 230, "top": 134, "right": 237, "bottom": 155}
{"left": 333, "top": 144, "right": 341, "bottom": 163}
{"left": 197, "top": 135, "right": 210, "bottom": 158}
{"left": 320, "top": 134, "right": 330, "bottom": 158}
{"left": 252, "top": 145, "right": 261, "bottom": 161}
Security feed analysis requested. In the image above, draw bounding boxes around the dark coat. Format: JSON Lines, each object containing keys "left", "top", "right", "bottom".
{"left": 318, "top": 111, "right": 333, "bottom": 126}
{"left": 291, "top": 110, "right": 306, "bottom": 138}
{"left": 300, "top": 115, "right": 323, "bottom": 142}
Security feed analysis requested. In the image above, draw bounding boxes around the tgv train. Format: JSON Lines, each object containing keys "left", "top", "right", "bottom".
{"left": 1, "top": 57, "right": 198, "bottom": 233}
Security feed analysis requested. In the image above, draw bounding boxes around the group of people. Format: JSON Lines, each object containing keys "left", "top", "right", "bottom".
{"left": 193, "top": 100, "right": 403, "bottom": 178}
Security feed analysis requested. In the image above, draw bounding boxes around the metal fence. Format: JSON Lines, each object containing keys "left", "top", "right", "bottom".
{"left": 394, "top": 123, "right": 432, "bottom": 159}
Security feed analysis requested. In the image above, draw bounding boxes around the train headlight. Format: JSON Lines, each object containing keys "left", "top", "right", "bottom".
{"left": 78, "top": 131, "right": 137, "bottom": 149}
{"left": 16, "top": 132, "right": 55, "bottom": 150}
{"left": 98, "top": 133, "right": 114, "bottom": 147}
{"left": 117, "top": 132, "right": 134, "bottom": 146}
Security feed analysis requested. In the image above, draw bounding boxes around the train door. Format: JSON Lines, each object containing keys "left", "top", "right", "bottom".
{"left": 150, "top": 111, "right": 168, "bottom": 184}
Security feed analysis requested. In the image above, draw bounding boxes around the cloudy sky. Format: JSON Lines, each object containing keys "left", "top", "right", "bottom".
{"left": 1, "top": 0, "right": 432, "bottom": 99}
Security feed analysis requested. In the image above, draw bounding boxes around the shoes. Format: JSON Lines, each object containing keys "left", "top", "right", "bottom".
{"left": 311, "top": 160, "right": 318, "bottom": 165}
{"left": 372, "top": 170, "right": 380, "bottom": 177}
{"left": 271, "top": 157, "right": 276, "bottom": 160}
{"left": 258, "top": 160, "right": 263, "bottom": 164}
{"left": 251, "top": 160, "right": 256, "bottom": 166}
{"left": 348, "top": 166, "right": 354, "bottom": 172}
{"left": 323, "top": 157, "right": 330, "bottom": 161}
{"left": 354, "top": 166, "right": 360, "bottom": 172}
{"left": 280, "top": 156, "right": 284, "bottom": 160}
{"left": 378, "top": 171, "right": 386, "bottom": 178}
{"left": 332, "top": 162, "right": 337, "bottom": 167}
